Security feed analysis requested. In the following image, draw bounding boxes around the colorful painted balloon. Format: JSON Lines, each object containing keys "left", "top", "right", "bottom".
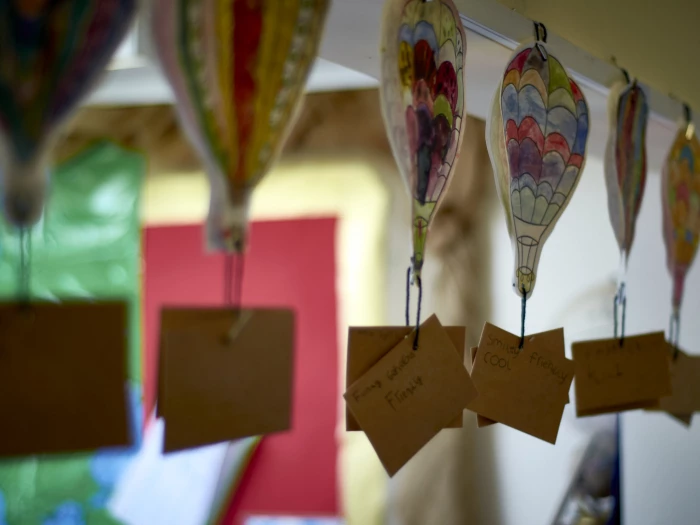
{"left": 151, "top": 0, "right": 329, "bottom": 252}
{"left": 0, "top": 0, "right": 136, "bottom": 226}
{"left": 662, "top": 124, "right": 700, "bottom": 314}
{"left": 380, "top": 0, "right": 466, "bottom": 278}
{"left": 489, "top": 42, "right": 589, "bottom": 298}
{"left": 604, "top": 80, "right": 649, "bottom": 260}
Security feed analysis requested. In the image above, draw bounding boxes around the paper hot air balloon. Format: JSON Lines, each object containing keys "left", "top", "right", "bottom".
{"left": 662, "top": 123, "right": 700, "bottom": 315}
{"left": 488, "top": 42, "right": 589, "bottom": 299}
{"left": 380, "top": 0, "right": 467, "bottom": 279}
{"left": 151, "top": 0, "right": 329, "bottom": 253}
{"left": 0, "top": 1, "right": 137, "bottom": 226}
{"left": 604, "top": 80, "right": 649, "bottom": 262}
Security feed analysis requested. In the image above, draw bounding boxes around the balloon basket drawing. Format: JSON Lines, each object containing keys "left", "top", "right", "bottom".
{"left": 513, "top": 217, "right": 547, "bottom": 295}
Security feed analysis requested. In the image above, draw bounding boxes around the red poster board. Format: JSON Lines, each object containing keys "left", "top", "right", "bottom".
{"left": 143, "top": 218, "right": 339, "bottom": 522}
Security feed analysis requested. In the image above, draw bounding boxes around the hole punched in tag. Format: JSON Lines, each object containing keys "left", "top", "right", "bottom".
{"left": 613, "top": 282, "right": 627, "bottom": 347}
{"left": 222, "top": 252, "right": 251, "bottom": 345}
{"left": 405, "top": 264, "right": 423, "bottom": 350}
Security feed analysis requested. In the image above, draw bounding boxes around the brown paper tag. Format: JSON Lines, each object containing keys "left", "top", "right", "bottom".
{"left": 470, "top": 347, "right": 496, "bottom": 428}
{"left": 648, "top": 347, "right": 700, "bottom": 416}
{"left": 669, "top": 414, "right": 693, "bottom": 426}
{"left": 467, "top": 323, "right": 573, "bottom": 444}
{"left": 346, "top": 326, "right": 466, "bottom": 431}
{"left": 157, "top": 308, "right": 217, "bottom": 418}
{"left": 0, "top": 302, "right": 130, "bottom": 456}
{"left": 572, "top": 332, "right": 672, "bottom": 417}
{"left": 161, "top": 308, "right": 294, "bottom": 453}
{"left": 344, "top": 315, "right": 477, "bottom": 476}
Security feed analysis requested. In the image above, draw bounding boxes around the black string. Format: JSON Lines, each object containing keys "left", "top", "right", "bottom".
{"left": 519, "top": 286, "right": 527, "bottom": 349}
{"left": 684, "top": 104, "right": 692, "bottom": 125}
{"left": 534, "top": 21, "right": 547, "bottom": 43}
{"left": 621, "top": 68, "right": 631, "bottom": 84}
{"left": 614, "top": 282, "right": 626, "bottom": 346}
{"left": 405, "top": 266, "right": 411, "bottom": 327}
{"left": 413, "top": 276, "right": 423, "bottom": 350}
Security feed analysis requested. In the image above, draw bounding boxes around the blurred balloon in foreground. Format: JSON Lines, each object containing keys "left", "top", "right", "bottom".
{"left": 0, "top": 1, "right": 137, "bottom": 226}
{"left": 151, "top": 0, "right": 330, "bottom": 252}
{"left": 662, "top": 118, "right": 700, "bottom": 315}
{"left": 604, "top": 79, "right": 649, "bottom": 263}
{"left": 380, "top": 0, "right": 467, "bottom": 278}
{"left": 487, "top": 41, "right": 589, "bottom": 298}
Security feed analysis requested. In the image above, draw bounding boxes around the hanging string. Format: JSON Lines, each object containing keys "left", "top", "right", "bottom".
{"left": 533, "top": 21, "right": 547, "bottom": 43}
{"left": 519, "top": 286, "right": 527, "bottom": 349}
{"left": 223, "top": 253, "right": 245, "bottom": 308}
{"left": 613, "top": 282, "right": 626, "bottom": 346}
{"left": 611, "top": 56, "right": 632, "bottom": 85}
{"left": 684, "top": 104, "right": 692, "bottom": 125}
{"left": 405, "top": 266, "right": 411, "bottom": 327}
{"left": 533, "top": 21, "right": 548, "bottom": 61}
{"left": 413, "top": 275, "right": 423, "bottom": 350}
{"left": 405, "top": 264, "right": 423, "bottom": 350}
{"left": 669, "top": 312, "right": 681, "bottom": 361}
{"left": 684, "top": 103, "right": 695, "bottom": 140}
{"left": 17, "top": 227, "right": 31, "bottom": 305}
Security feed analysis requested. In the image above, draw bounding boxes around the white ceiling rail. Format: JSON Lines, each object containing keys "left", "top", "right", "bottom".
{"left": 458, "top": 0, "right": 693, "bottom": 132}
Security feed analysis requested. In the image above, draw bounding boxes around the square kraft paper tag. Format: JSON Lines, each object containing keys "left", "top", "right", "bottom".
{"left": 648, "top": 346, "right": 700, "bottom": 417}
{"left": 467, "top": 324, "right": 573, "bottom": 444}
{"left": 469, "top": 345, "right": 572, "bottom": 429}
{"left": 346, "top": 325, "right": 466, "bottom": 431}
{"left": 0, "top": 302, "right": 130, "bottom": 457}
{"left": 469, "top": 347, "right": 495, "bottom": 428}
{"left": 344, "top": 315, "right": 477, "bottom": 476}
{"left": 572, "top": 332, "right": 672, "bottom": 417}
{"left": 157, "top": 308, "right": 221, "bottom": 418}
{"left": 161, "top": 308, "right": 294, "bottom": 453}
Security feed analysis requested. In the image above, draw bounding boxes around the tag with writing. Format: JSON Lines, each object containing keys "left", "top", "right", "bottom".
{"left": 344, "top": 315, "right": 477, "bottom": 476}
{"left": 648, "top": 346, "right": 700, "bottom": 417}
{"left": 0, "top": 302, "right": 130, "bottom": 456}
{"left": 467, "top": 323, "right": 573, "bottom": 444}
{"left": 572, "top": 332, "right": 672, "bottom": 417}
{"left": 346, "top": 326, "right": 466, "bottom": 431}
{"left": 161, "top": 308, "right": 294, "bottom": 453}
{"left": 469, "top": 347, "right": 495, "bottom": 428}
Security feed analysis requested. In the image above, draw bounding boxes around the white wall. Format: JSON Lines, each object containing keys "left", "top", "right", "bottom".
{"left": 484, "top": 142, "right": 700, "bottom": 523}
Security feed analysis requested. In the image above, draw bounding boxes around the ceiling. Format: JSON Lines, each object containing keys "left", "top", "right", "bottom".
{"left": 90, "top": 0, "right": 695, "bottom": 170}
{"left": 481, "top": 0, "right": 700, "bottom": 112}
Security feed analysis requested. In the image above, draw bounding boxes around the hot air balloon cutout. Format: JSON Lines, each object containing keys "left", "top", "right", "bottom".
{"left": 0, "top": 1, "right": 137, "bottom": 299}
{"left": 604, "top": 68, "right": 649, "bottom": 342}
{"left": 486, "top": 23, "right": 589, "bottom": 346}
{"left": 152, "top": 0, "right": 329, "bottom": 309}
{"left": 152, "top": 0, "right": 328, "bottom": 251}
{"left": 663, "top": 104, "right": 700, "bottom": 355}
{"left": 380, "top": 0, "right": 467, "bottom": 343}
